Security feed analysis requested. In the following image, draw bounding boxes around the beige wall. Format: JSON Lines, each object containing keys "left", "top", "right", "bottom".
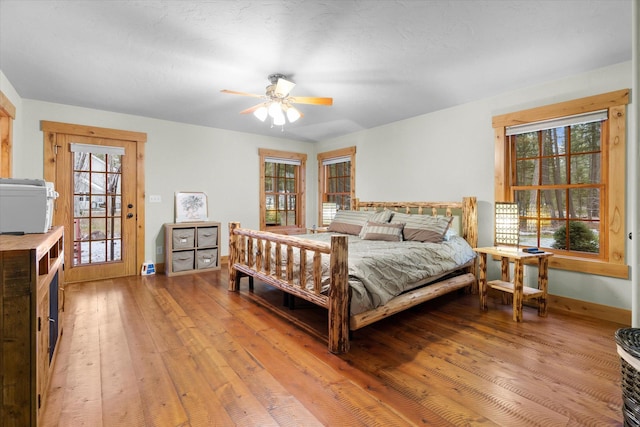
{"left": 317, "top": 61, "right": 634, "bottom": 310}
{"left": 1, "top": 61, "right": 635, "bottom": 311}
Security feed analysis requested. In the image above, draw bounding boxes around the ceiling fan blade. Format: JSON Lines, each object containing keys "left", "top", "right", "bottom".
{"left": 239, "top": 103, "right": 265, "bottom": 114}
{"left": 289, "top": 96, "right": 333, "bottom": 106}
{"left": 274, "top": 78, "right": 296, "bottom": 97}
{"left": 221, "top": 89, "right": 264, "bottom": 98}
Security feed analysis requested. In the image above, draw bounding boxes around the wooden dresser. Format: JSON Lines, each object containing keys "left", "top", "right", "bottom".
{"left": 0, "top": 226, "right": 64, "bottom": 426}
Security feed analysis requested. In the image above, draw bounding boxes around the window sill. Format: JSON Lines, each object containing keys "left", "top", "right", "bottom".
{"left": 523, "top": 254, "right": 629, "bottom": 279}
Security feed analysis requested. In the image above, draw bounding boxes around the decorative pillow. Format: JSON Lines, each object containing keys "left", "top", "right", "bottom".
{"left": 390, "top": 212, "right": 453, "bottom": 243}
{"left": 327, "top": 209, "right": 395, "bottom": 235}
{"left": 369, "top": 209, "right": 393, "bottom": 224}
{"left": 359, "top": 221, "right": 404, "bottom": 242}
{"left": 327, "top": 210, "right": 375, "bottom": 235}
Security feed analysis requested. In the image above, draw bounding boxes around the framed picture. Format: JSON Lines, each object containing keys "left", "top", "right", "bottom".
{"left": 175, "top": 192, "right": 208, "bottom": 222}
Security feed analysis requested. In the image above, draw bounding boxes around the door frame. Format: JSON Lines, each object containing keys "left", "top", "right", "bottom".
{"left": 43, "top": 121, "right": 146, "bottom": 280}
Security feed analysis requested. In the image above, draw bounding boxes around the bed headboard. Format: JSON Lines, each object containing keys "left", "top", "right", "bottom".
{"left": 351, "top": 196, "right": 478, "bottom": 249}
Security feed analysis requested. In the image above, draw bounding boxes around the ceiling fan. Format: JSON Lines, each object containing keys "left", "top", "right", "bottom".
{"left": 221, "top": 74, "right": 333, "bottom": 127}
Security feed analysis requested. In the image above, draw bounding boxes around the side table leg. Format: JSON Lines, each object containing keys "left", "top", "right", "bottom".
{"left": 500, "top": 257, "right": 510, "bottom": 305}
{"left": 513, "top": 260, "right": 524, "bottom": 322}
{"left": 538, "top": 256, "right": 549, "bottom": 317}
{"left": 478, "top": 253, "right": 488, "bottom": 311}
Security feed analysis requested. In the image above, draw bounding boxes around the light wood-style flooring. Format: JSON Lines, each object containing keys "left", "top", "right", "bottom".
{"left": 40, "top": 268, "right": 626, "bottom": 426}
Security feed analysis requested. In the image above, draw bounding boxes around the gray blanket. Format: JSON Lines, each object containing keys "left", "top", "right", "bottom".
{"left": 272, "top": 233, "right": 476, "bottom": 315}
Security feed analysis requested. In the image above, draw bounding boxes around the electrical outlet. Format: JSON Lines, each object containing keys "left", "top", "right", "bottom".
{"left": 149, "top": 195, "right": 161, "bottom": 203}
{"left": 156, "top": 246, "right": 163, "bottom": 255}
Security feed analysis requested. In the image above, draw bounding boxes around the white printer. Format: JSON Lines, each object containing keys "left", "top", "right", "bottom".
{"left": 0, "top": 178, "right": 59, "bottom": 234}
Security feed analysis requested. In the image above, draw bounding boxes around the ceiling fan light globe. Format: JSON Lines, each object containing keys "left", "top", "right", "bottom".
{"left": 268, "top": 101, "right": 282, "bottom": 118}
{"left": 253, "top": 106, "right": 268, "bottom": 122}
{"left": 273, "top": 113, "right": 286, "bottom": 126}
{"left": 286, "top": 106, "right": 301, "bottom": 123}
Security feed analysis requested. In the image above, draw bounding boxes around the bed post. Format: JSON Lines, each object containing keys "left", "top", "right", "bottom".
{"left": 462, "top": 197, "right": 478, "bottom": 291}
{"left": 228, "top": 222, "right": 240, "bottom": 291}
{"left": 328, "top": 234, "right": 350, "bottom": 354}
{"left": 462, "top": 197, "right": 478, "bottom": 248}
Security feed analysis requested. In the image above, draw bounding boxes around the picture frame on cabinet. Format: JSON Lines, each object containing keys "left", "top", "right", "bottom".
{"left": 175, "top": 191, "right": 208, "bottom": 222}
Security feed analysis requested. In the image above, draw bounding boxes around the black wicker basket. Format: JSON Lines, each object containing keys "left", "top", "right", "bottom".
{"left": 615, "top": 328, "right": 640, "bottom": 427}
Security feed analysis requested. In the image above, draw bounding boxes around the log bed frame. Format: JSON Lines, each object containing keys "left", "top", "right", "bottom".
{"left": 228, "top": 196, "right": 478, "bottom": 354}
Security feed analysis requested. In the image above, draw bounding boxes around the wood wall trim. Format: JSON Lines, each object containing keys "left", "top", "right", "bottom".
{"left": 0, "top": 91, "right": 16, "bottom": 119}
{"left": 41, "top": 121, "right": 147, "bottom": 142}
{"left": 492, "top": 89, "right": 630, "bottom": 129}
{"left": 547, "top": 293, "right": 631, "bottom": 325}
{"left": 0, "top": 90, "right": 16, "bottom": 178}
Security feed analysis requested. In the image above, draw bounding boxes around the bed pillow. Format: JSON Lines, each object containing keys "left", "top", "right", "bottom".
{"left": 390, "top": 212, "right": 453, "bottom": 243}
{"left": 327, "top": 209, "right": 394, "bottom": 235}
{"left": 327, "top": 210, "right": 375, "bottom": 235}
{"left": 359, "top": 221, "right": 404, "bottom": 242}
{"left": 368, "top": 209, "right": 393, "bottom": 224}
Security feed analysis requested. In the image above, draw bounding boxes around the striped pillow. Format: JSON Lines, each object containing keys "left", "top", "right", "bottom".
{"left": 327, "top": 209, "right": 393, "bottom": 235}
{"left": 390, "top": 212, "right": 453, "bottom": 243}
{"left": 360, "top": 221, "right": 404, "bottom": 242}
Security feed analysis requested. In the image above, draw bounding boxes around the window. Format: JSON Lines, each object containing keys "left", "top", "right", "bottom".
{"left": 492, "top": 89, "right": 629, "bottom": 278}
{"left": 317, "top": 147, "right": 355, "bottom": 225}
{"left": 259, "top": 148, "right": 306, "bottom": 231}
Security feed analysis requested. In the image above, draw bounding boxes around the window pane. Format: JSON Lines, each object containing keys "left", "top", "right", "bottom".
{"left": 107, "top": 239, "right": 122, "bottom": 262}
{"left": 91, "top": 241, "right": 106, "bottom": 263}
{"left": 515, "top": 190, "right": 537, "bottom": 215}
{"left": 286, "top": 178, "right": 295, "bottom": 193}
{"left": 265, "top": 177, "right": 274, "bottom": 192}
{"left": 285, "top": 212, "right": 296, "bottom": 226}
{"left": 285, "top": 164, "right": 295, "bottom": 178}
{"left": 571, "top": 153, "right": 600, "bottom": 184}
{"left": 551, "top": 220, "right": 599, "bottom": 254}
{"left": 74, "top": 171, "right": 89, "bottom": 194}
{"left": 541, "top": 157, "right": 566, "bottom": 185}
{"left": 515, "top": 159, "right": 538, "bottom": 185}
{"left": 91, "top": 153, "right": 106, "bottom": 172}
{"left": 570, "top": 122, "right": 601, "bottom": 153}
{"left": 542, "top": 128, "right": 566, "bottom": 156}
{"left": 541, "top": 189, "right": 567, "bottom": 219}
{"left": 514, "top": 132, "right": 539, "bottom": 158}
{"left": 568, "top": 188, "right": 599, "bottom": 220}
{"left": 519, "top": 218, "right": 537, "bottom": 247}
{"left": 74, "top": 152, "right": 90, "bottom": 171}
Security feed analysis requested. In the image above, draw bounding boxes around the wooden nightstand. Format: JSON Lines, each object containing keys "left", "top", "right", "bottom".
{"left": 473, "top": 246, "right": 553, "bottom": 322}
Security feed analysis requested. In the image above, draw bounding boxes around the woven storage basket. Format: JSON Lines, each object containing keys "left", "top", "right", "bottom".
{"left": 615, "top": 328, "right": 640, "bottom": 427}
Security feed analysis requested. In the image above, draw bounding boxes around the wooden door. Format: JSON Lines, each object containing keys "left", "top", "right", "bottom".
{"left": 43, "top": 122, "right": 146, "bottom": 283}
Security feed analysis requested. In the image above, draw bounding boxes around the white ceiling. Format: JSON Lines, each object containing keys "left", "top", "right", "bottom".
{"left": 0, "top": 0, "right": 632, "bottom": 143}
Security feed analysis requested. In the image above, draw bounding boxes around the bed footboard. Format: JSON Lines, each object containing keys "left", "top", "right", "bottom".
{"left": 228, "top": 222, "right": 351, "bottom": 353}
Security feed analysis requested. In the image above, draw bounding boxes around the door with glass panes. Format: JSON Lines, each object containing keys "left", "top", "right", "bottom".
{"left": 49, "top": 133, "right": 140, "bottom": 282}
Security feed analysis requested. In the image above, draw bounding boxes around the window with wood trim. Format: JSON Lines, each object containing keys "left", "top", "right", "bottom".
{"left": 492, "top": 89, "right": 629, "bottom": 279}
{"left": 317, "top": 147, "right": 355, "bottom": 225}
{"left": 259, "top": 148, "right": 306, "bottom": 231}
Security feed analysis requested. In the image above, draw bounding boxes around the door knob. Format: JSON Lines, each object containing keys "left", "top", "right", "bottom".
{"left": 128, "top": 203, "right": 133, "bottom": 209}
{"left": 127, "top": 213, "right": 134, "bottom": 219}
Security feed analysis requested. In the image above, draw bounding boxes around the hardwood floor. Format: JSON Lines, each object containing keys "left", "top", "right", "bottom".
{"left": 40, "top": 268, "right": 627, "bottom": 426}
